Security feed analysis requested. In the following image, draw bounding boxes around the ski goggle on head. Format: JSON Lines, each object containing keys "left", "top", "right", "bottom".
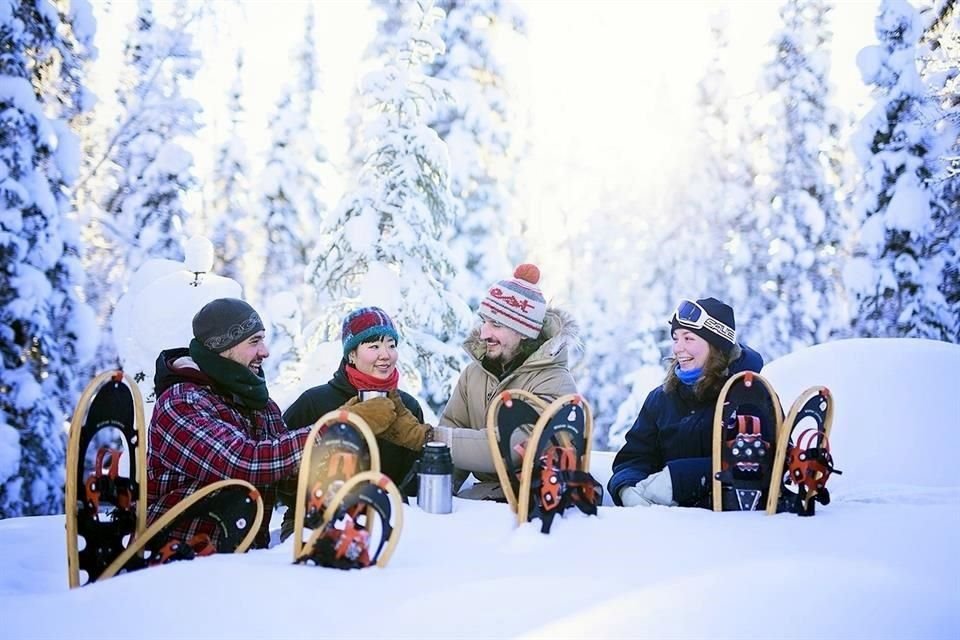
{"left": 671, "top": 299, "right": 736, "bottom": 344}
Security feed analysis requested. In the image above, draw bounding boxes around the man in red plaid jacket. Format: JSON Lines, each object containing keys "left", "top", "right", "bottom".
{"left": 147, "top": 298, "right": 311, "bottom": 549}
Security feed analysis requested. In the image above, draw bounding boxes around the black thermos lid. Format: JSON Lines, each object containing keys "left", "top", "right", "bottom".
{"left": 420, "top": 441, "right": 453, "bottom": 475}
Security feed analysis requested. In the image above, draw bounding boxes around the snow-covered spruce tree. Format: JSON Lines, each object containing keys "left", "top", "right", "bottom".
{"left": 0, "top": 0, "right": 97, "bottom": 517}
{"left": 920, "top": 0, "right": 960, "bottom": 340}
{"left": 671, "top": 10, "right": 737, "bottom": 304}
{"left": 427, "top": 0, "right": 527, "bottom": 308}
{"left": 208, "top": 50, "right": 252, "bottom": 288}
{"left": 847, "top": 0, "right": 953, "bottom": 340}
{"left": 256, "top": 4, "right": 329, "bottom": 309}
{"left": 699, "top": 24, "right": 765, "bottom": 346}
{"left": 82, "top": 0, "right": 201, "bottom": 365}
{"left": 306, "top": 0, "right": 471, "bottom": 410}
{"left": 560, "top": 194, "right": 667, "bottom": 448}
{"left": 40, "top": 0, "right": 97, "bottom": 126}
{"left": 750, "top": 0, "right": 846, "bottom": 356}
{"left": 343, "top": 0, "right": 408, "bottom": 171}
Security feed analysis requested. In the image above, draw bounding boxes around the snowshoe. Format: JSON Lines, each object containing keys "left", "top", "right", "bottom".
{"left": 712, "top": 371, "right": 783, "bottom": 512}
{"left": 518, "top": 394, "right": 602, "bottom": 533}
{"left": 486, "top": 390, "right": 550, "bottom": 512}
{"left": 765, "top": 386, "right": 841, "bottom": 516}
{"left": 66, "top": 371, "right": 148, "bottom": 588}
{"left": 294, "top": 471, "right": 403, "bottom": 569}
{"left": 290, "top": 409, "right": 380, "bottom": 559}
{"left": 99, "top": 479, "right": 264, "bottom": 580}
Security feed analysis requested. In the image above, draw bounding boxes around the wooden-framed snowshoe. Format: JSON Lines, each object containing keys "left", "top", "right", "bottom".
{"left": 766, "top": 386, "right": 841, "bottom": 516}
{"left": 486, "top": 390, "right": 549, "bottom": 512}
{"left": 66, "top": 370, "right": 148, "bottom": 588}
{"left": 291, "top": 410, "right": 381, "bottom": 560}
{"left": 294, "top": 471, "right": 403, "bottom": 569}
{"left": 517, "top": 394, "right": 602, "bottom": 533}
{"left": 99, "top": 479, "right": 263, "bottom": 580}
{"left": 712, "top": 371, "right": 783, "bottom": 512}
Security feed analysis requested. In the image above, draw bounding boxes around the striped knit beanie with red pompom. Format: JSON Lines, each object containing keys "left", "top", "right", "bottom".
{"left": 479, "top": 264, "right": 547, "bottom": 339}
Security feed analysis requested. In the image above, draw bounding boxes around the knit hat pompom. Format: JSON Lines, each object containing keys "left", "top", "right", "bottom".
{"left": 514, "top": 263, "right": 540, "bottom": 285}
{"left": 479, "top": 264, "right": 547, "bottom": 340}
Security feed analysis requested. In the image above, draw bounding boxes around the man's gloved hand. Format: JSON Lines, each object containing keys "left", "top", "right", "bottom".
{"left": 381, "top": 391, "right": 431, "bottom": 450}
{"left": 340, "top": 396, "right": 397, "bottom": 435}
{"left": 619, "top": 468, "right": 678, "bottom": 508}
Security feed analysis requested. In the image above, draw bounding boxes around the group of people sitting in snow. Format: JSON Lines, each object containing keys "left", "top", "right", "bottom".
{"left": 147, "top": 263, "right": 762, "bottom": 547}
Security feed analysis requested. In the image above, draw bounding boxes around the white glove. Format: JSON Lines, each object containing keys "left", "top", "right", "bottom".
{"left": 432, "top": 425, "right": 454, "bottom": 449}
{"left": 619, "top": 468, "right": 678, "bottom": 508}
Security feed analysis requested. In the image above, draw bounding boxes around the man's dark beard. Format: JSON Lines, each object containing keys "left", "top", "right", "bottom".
{"left": 482, "top": 344, "right": 526, "bottom": 380}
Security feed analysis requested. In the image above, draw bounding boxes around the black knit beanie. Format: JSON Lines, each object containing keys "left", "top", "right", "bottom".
{"left": 669, "top": 297, "right": 736, "bottom": 355}
{"left": 192, "top": 298, "right": 264, "bottom": 353}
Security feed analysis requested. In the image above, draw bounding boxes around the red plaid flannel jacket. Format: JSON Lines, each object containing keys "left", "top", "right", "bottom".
{"left": 147, "top": 380, "right": 307, "bottom": 548}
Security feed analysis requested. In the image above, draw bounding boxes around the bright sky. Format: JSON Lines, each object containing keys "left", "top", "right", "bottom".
{"left": 88, "top": 0, "right": 877, "bottom": 277}
{"left": 515, "top": 0, "right": 875, "bottom": 288}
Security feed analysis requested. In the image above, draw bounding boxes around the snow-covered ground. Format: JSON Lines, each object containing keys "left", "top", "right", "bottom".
{"left": 2, "top": 338, "right": 958, "bottom": 639}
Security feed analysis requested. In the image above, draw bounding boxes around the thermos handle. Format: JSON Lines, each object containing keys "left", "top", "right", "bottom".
{"left": 397, "top": 459, "right": 419, "bottom": 498}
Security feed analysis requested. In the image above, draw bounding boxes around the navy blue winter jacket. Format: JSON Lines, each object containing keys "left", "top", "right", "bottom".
{"left": 608, "top": 344, "right": 764, "bottom": 507}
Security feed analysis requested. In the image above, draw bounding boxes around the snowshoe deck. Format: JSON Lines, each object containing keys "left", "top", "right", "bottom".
{"left": 517, "top": 394, "right": 601, "bottom": 533}
{"left": 65, "top": 370, "right": 147, "bottom": 588}
{"left": 99, "top": 479, "right": 263, "bottom": 580}
{"left": 486, "top": 390, "right": 549, "bottom": 513}
{"left": 291, "top": 410, "right": 381, "bottom": 559}
{"left": 294, "top": 471, "right": 403, "bottom": 569}
{"left": 712, "top": 371, "right": 783, "bottom": 512}
{"left": 766, "top": 386, "right": 840, "bottom": 516}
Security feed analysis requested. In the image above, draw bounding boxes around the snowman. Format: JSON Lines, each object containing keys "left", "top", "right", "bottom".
{"left": 111, "top": 236, "right": 242, "bottom": 403}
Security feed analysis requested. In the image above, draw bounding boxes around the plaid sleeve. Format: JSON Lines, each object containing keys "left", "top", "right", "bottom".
{"left": 150, "top": 384, "right": 309, "bottom": 487}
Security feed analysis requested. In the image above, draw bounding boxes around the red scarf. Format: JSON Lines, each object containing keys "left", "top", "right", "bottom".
{"left": 345, "top": 363, "right": 399, "bottom": 392}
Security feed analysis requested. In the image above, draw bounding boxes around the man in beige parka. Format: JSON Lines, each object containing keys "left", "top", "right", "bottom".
{"left": 377, "top": 263, "right": 580, "bottom": 500}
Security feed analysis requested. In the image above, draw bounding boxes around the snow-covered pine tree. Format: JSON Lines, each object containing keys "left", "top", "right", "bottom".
{"left": 208, "top": 50, "right": 252, "bottom": 287}
{"left": 428, "top": 0, "right": 527, "bottom": 308}
{"left": 343, "top": 0, "right": 407, "bottom": 172}
{"left": 920, "top": 0, "right": 960, "bottom": 340}
{"left": 42, "top": 0, "right": 100, "bottom": 371}
{"left": 306, "top": 0, "right": 471, "bottom": 410}
{"left": 41, "top": 0, "right": 97, "bottom": 126}
{"left": 751, "top": 0, "right": 846, "bottom": 356}
{"left": 847, "top": 0, "right": 954, "bottom": 340}
{"left": 256, "top": 4, "right": 329, "bottom": 308}
{"left": 82, "top": 0, "right": 201, "bottom": 367}
{"left": 694, "top": 14, "right": 765, "bottom": 345}
{"left": 0, "top": 0, "right": 97, "bottom": 517}
{"left": 561, "top": 193, "right": 667, "bottom": 447}
{"left": 672, "top": 10, "right": 737, "bottom": 303}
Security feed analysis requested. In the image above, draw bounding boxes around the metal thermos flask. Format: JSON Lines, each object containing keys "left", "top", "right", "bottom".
{"left": 417, "top": 442, "right": 453, "bottom": 514}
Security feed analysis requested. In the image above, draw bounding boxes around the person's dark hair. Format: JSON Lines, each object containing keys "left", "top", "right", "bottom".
{"left": 357, "top": 334, "right": 396, "bottom": 347}
{"left": 663, "top": 342, "right": 743, "bottom": 402}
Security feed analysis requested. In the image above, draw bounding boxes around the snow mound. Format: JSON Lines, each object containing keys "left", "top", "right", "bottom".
{"left": 764, "top": 338, "right": 960, "bottom": 493}
{"left": 112, "top": 238, "right": 243, "bottom": 402}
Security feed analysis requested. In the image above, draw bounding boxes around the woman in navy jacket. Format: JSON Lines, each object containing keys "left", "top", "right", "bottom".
{"left": 609, "top": 297, "right": 763, "bottom": 508}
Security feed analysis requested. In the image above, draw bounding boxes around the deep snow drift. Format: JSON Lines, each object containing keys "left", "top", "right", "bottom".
{"left": 1, "top": 338, "right": 958, "bottom": 639}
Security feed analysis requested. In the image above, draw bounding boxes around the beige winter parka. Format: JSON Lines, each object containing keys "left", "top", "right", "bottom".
{"left": 439, "top": 308, "right": 579, "bottom": 500}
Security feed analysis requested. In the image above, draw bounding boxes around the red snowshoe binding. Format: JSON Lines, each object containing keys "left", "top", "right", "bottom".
{"left": 529, "top": 443, "right": 602, "bottom": 534}
{"left": 295, "top": 472, "right": 403, "bottom": 570}
{"left": 520, "top": 395, "right": 602, "bottom": 533}
{"left": 785, "top": 428, "right": 842, "bottom": 516}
